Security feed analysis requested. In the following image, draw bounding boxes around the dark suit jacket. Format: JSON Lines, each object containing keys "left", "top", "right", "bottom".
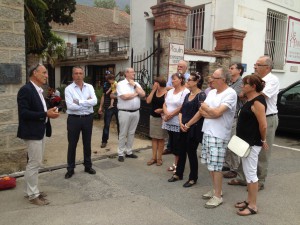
{"left": 17, "top": 82, "right": 52, "bottom": 140}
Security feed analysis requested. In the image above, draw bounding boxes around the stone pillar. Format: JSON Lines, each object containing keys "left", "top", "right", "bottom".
{"left": 151, "top": 1, "right": 191, "bottom": 78}
{"left": 213, "top": 28, "right": 247, "bottom": 63}
{"left": 0, "top": 0, "right": 27, "bottom": 174}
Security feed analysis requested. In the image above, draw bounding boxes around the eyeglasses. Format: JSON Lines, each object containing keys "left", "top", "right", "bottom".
{"left": 254, "top": 64, "right": 268, "bottom": 67}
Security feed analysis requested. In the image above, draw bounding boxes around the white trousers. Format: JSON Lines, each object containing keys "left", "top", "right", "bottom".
{"left": 242, "top": 145, "right": 261, "bottom": 183}
{"left": 118, "top": 110, "right": 139, "bottom": 156}
{"left": 24, "top": 137, "right": 45, "bottom": 200}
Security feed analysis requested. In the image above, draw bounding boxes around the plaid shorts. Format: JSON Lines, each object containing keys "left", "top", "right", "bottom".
{"left": 201, "top": 133, "right": 228, "bottom": 172}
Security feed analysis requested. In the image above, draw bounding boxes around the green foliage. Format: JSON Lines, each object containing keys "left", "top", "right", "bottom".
{"left": 42, "top": 31, "right": 66, "bottom": 66}
{"left": 94, "top": 0, "right": 116, "bottom": 9}
{"left": 124, "top": 4, "right": 130, "bottom": 14}
{"left": 24, "top": 0, "right": 76, "bottom": 55}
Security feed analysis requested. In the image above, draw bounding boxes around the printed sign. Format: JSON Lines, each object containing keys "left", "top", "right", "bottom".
{"left": 168, "top": 43, "right": 184, "bottom": 75}
{"left": 286, "top": 16, "right": 300, "bottom": 64}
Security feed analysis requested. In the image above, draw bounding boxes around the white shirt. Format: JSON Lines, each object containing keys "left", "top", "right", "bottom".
{"left": 65, "top": 82, "right": 97, "bottom": 115}
{"left": 162, "top": 88, "right": 190, "bottom": 127}
{"left": 202, "top": 87, "right": 237, "bottom": 140}
{"left": 30, "top": 81, "right": 47, "bottom": 113}
{"left": 262, "top": 72, "right": 279, "bottom": 115}
{"left": 117, "top": 79, "right": 141, "bottom": 110}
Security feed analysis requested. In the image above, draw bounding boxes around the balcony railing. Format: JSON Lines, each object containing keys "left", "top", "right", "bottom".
{"left": 64, "top": 37, "right": 130, "bottom": 60}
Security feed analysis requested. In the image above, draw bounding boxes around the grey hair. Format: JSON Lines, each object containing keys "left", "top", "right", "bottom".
{"left": 72, "top": 66, "right": 84, "bottom": 74}
{"left": 261, "top": 56, "right": 273, "bottom": 69}
{"left": 28, "top": 63, "right": 43, "bottom": 77}
{"left": 219, "top": 68, "right": 231, "bottom": 84}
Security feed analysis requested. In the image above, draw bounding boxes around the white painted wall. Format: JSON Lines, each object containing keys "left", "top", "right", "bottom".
{"left": 231, "top": 0, "right": 300, "bottom": 88}
{"left": 130, "top": 0, "right": 300, "bottom": 88}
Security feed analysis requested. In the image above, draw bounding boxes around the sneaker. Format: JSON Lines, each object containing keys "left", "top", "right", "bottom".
{"left": 204, "top": 196, "right": 223, "bottom": 208}
{"left": 101, "top": 142, "right": 107, "bottom": 148}
{"left": 202, "top": 190, "right": 223, "bottom": 199}
{"left": 118, "top": 156, "right": 124, "bottom": 162}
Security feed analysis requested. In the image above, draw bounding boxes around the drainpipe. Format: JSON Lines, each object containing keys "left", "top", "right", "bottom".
{"left": 211, "top": 0, "right": 216, "bottom": 50}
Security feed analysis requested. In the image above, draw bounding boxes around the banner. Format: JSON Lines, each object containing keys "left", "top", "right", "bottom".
{"left": 168, "top": 43, "right": 184, "bottom": 75}
{"left": 286, "top": 16, "right": 300, "bottom": 64}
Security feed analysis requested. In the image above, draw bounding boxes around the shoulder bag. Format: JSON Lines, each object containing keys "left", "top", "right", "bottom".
{"left": 228, "top": 135, "right": 251, "bottom": 157}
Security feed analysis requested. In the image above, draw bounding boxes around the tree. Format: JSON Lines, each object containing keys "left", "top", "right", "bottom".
{"left": 94, "top": 0, "right": 116, "bottom": 9}
{"left": 24, "top": 0, "right": 76, "bottom": 55}
{"left": 42, "top": 31, "right": 66, "bottom": 67}
{"left": 124, "top": 4, "right": 130, "bottom": 14}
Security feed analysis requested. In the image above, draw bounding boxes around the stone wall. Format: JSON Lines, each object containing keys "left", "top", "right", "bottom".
{"left": 0, "top": 0, "right": 27, "bottom": 174}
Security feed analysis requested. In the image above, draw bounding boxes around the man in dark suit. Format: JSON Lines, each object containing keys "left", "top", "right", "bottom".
{"left": 17, "top": 64, "right": 60, "bottom": 206}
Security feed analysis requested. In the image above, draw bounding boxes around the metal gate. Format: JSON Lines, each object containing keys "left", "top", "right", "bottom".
{"left": 131, "top": 34, "right": 161, "bottom": 136}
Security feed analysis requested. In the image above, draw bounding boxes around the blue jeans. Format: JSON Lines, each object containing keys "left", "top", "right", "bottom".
{"left": 102, "top": 107, "right": 119, "bottom": 143}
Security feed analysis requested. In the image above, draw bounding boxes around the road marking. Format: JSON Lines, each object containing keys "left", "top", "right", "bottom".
{"left": 273, "top": 144, "right": 300, "bottom": 152}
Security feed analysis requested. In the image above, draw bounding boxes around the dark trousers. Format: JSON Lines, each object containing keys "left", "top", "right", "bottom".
{"left": 175, "top": 132, "right": 199, "bottom": 181}
{"left": 67, "top": 115, "right": 93, "bottom": 171}
{"left": 102, "top": 107, "right": 119, "bottom": 143}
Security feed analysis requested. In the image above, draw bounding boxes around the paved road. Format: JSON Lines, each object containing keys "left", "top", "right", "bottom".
{"left": 1, "top": 134, "right": 300, "bottom": 225}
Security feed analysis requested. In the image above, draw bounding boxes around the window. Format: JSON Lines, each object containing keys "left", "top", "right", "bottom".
{"left": 185, "top": 6, "right": 205, "bottom": 50}
{"left": 264, "top": 9, "right": 287, "bottom": 70}
{"left": 109, "top": 42, "right": 118, "bottom": 53}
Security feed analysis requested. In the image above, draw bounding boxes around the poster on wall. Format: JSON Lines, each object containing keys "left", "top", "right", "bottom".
{"left": 168, "top": 43, "right": 184, "bottom": 76}
{"left": 286, "top": 16, "right": 300, "bottom": 64}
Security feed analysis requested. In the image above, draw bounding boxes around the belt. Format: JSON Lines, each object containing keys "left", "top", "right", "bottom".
{"left": 119, "top": 109, "right": 139, "bottom": 113}
{"left": 266, "top": 113, "right": 277, "bottom": 117}
{"left": 69, "top": 113, "right": 93, "bottom": 118}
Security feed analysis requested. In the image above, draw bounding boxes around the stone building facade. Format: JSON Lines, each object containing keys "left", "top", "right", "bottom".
{"left": 0, "top": 0, "right": 26, "bottom": 174}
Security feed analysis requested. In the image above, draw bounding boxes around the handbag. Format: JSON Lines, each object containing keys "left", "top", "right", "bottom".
{"left": 228, "top": 135, "right": 251, "bottom": 157}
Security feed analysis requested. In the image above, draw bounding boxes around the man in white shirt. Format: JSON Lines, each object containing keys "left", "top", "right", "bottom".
{"left": 116, "top": 67, "right": 145, "bottom": 162}
{"left": 229, "top": 56, "right": 279, "bottom": 190}
{"left": 186, "top": 68, "right": 237, "bottom": 208}
{"left": 166, "top": 60, "right": 190, "bottom": 90}
{"left": 64, "top": 66, "right": 98, "bottom": 179}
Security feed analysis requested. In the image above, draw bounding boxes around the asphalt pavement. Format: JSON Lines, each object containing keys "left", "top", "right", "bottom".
{"left": 0, "top": 114, "right": 300, "bottom": 225}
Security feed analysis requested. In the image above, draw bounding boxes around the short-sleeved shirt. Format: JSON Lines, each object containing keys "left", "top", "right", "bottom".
{"left": 162, "top": 88, "right": 190, "bottom": 131}
{"left": 117, "top": 79, "right": 141, "bottom": 110}
{"left": 262, "top": 72, "right": 279, "bottom": 115}
{"left": 103, "top": 82, "right": 117, "bottom": 109}
{"left": 202, "top": 87, "right": 237, "bottom": 140}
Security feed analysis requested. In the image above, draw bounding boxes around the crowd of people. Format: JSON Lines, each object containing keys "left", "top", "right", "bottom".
{"left": 17, "top": 56, "right": 279, "bottom": 216}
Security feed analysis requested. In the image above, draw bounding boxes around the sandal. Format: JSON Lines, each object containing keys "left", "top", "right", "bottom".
{"left": 156, "top": 159, "right": 163, "bottom": 166}
{"left": 237, "top": 206, "right": 257, "bottom": 216}
{"left": 234, "top": 201, "right": 249, "bottom": 209}
{"left": 167, "top": 163, "right": 176, "bottom": 172}
{"left": 147, "top": 159, "right": 156, "bottom": 166}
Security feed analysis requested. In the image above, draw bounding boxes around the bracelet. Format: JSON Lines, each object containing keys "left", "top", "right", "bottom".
{"left": 261, "top": 140, "right": 266, "bottom": 143}
{"left": 184, "top": 123, "right": 190, "bottom": 129}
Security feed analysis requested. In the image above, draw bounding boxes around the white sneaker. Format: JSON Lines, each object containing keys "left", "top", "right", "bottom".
{"left": 204, "top": 196, "right": 223, "bottom": 208}
{"left": 202, "top": 190, "right": 223, "bottom": 199}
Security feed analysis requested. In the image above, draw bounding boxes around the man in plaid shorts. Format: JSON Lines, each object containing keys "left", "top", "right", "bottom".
{"left": 198, "top": 68, "right": 237, "bottom": 208}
